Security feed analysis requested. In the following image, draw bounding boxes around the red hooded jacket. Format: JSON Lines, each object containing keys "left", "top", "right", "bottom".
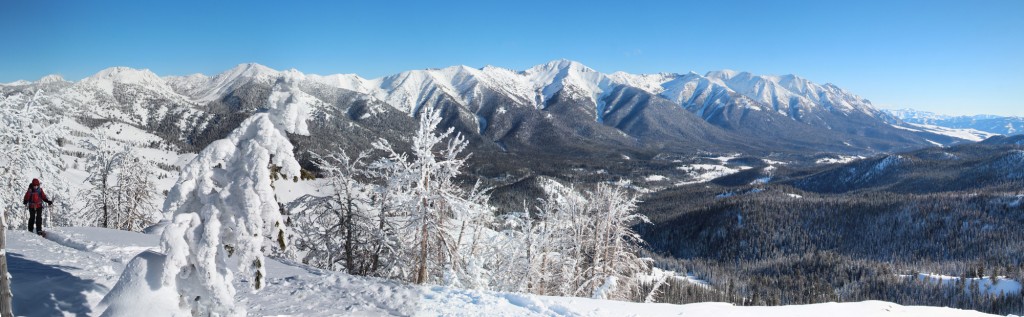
{"left": 23, "top": 178, "right": 52, "bottom": 209}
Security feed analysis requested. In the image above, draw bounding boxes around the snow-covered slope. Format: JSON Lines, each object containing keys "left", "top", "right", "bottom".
{"left": 892, "top": 122, "right": 997, "bottom": 142}
{"left": 165, "top": 63, "right": 280, "bottom": 102}
{"left": 885, "top": 108, "right": 1024, "bottom": 136}
{"left": 705, "top": 71, "right": 876, "bottom": 115}
{"left": 3, "top": 227, "right": 1000, "bottom": 316}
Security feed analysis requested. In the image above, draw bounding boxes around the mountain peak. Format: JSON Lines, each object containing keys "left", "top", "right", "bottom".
{"left": 175, "top": 63, "right": 284, "bottom": 102}
{"left": 532, "top": 59, "right": 594, "bottom": 73}
{"left": 88, "top": 66, "right": 163, "bottom": 84}
{"left": 39, "top": 74, "right": 66, "bottom": 83}
{"left": 222, "top": 63, "right": 280, "bottom": 80}
{"left": 705, "top": 69, "right": 740, "bottom": 80}
{"left": 82, "top": 66, "right": 170, "bottom": 94}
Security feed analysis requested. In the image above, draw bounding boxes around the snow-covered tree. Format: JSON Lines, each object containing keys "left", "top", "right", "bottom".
{"left": 287, "top": 108, "right": 654, "bottom": 297}
{"left": 292, "top": 108, "right": 500, "bottom": 288}
{"left": 582, "top": 183, "right": 650, "bottom": 300}
{"left": 0, "top": 90, "right": 70, "bottom": 230}
{"left": 450, "top": 183, "right": 496, "bottom": 288}
{"left": 77, "top": 136, "right": 123, "bottom": 228}
{"left": 292, "top": 150, "right": 396, "bottom": 275}
{"left": 369, "top": 108, "right": 493, "bottom": 286}
{"left": 529, "top": 184, "right": 590, "bottom": 296}
{"left": 470, "top": 207, "right": 532, "bottom": 292}
{"left": 158, "top": 76, "right": 312, "bottom": 316}
{"left": 373, "top": 109, "right": 459, "bottom": 284}
{"left": 114, "top": 152, "right": 161, "bottom": 230}
{"left": 77, "top": 136, "right": 159, "bottom": 230}
{"left": 524, "top": 183, "right": 650, "bottom": 299}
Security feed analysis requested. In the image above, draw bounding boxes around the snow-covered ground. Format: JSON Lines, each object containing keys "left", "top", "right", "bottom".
{"left": 2, "top": 227, "right": 1000, "bottom": 316}
{"left": 891, "top": 123, "right": 997, "bottom": 142}
{"left": 903, "top": 273, "right": 1023, "bottom": 296}
{"left": 816, "top": 155, "right": 865, "bottom": 165}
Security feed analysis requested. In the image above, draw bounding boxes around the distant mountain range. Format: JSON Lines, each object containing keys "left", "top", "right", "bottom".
{"left": 884, "top": 108, "right": 1024, "bottom": 136}
{"left": 1, "top": 60, "right": 989, "bottom": 161}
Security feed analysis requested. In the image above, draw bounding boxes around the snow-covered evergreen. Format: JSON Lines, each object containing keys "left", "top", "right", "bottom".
{"left": 151, "top": 76, "right": 310, "bottom": 316}
{"left": 369, "top": 108, "right": 494, "bottom": 285}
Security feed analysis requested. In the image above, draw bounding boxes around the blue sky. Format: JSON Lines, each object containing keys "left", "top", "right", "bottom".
{"left": 2, "top": 0, "right": 1022, "bottom": 116}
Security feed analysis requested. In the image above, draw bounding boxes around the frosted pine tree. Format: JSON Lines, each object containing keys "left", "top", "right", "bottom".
{"left": 370, "top": 108, "right": 487, "bottom": 285}
{"left": 583, "top": 183, "right": 650, "bottom": 300}
{"left": 157, "top": 75, "right": 314, "bottom": 316}
{"left": 532, "top": 184, "right": 591, "bottom": 296}
{"left": 450, "top": 183, "right": 493, "bottom": 290}
{"left": 292, "top": 150, "right": 387, "bottom": 274}
{"left": 480, "top": 208, "right": 533, "bottom": 292}
{"left": 0, "top": 90, "right": 70, "bottom": 229}
{"left": 293, "top": 109, "right": 495, "bottom": 286}
{"left": 525, "top": 183, "right": 650, "bottom": 299}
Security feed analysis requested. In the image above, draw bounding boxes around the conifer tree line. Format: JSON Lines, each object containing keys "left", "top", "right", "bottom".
{"left": 638, "top": 182, "right": 1024, "bottom": 315}
{"left": 290, "top": 109, "right": 655, "bottom": 299}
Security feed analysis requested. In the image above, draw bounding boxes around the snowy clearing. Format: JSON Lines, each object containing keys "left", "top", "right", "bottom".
{"left": 676, "top": 164, "right": 751, "bottom": 185}
{"left": 644, "top": 175, "right": 667, "bottom": 182}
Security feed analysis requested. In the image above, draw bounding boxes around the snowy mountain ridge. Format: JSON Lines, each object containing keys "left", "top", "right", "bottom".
{"left": 3, "top": 60, "right": 987, "bottom": 158}
{"left": 9, "top": 60, "right": 884, "bottom": 123}
{"left": 232, "top": 60, "right": 882, "bottom": 123}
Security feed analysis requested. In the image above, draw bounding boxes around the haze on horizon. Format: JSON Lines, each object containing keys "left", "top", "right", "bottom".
{"left": 2, "top": 0, "right": 1021, "bottom": 116}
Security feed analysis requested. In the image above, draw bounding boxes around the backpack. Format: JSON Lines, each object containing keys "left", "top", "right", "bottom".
{"left": 24, "top": 187, "right": 49, "bottom": 209}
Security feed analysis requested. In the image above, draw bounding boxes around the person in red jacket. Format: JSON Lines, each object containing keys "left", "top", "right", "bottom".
{"left": 23, "top": 178, "right": 53, "bottom": 235}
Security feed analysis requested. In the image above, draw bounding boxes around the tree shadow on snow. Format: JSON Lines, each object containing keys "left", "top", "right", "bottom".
{"left": 7, "top": 252, "right": 108, "bottom": 317}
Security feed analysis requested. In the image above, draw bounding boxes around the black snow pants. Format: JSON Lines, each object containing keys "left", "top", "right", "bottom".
{"left": 28, "top": 207, "right": 43, "bottom": 233}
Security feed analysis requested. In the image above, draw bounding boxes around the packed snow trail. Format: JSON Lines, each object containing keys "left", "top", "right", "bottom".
{"left": 5, "top": 230, "right": 115, "bottom": 317}
{"left": 7, "top": 227, "right": 422, "bottom": 316}
{"left": 3, "top": 227, "right": 1001, "bottom": 316}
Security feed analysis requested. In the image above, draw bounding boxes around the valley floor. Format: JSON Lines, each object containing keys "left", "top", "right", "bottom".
{"left": 3, "top": 227, "right": 1001, "bottom": 317}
